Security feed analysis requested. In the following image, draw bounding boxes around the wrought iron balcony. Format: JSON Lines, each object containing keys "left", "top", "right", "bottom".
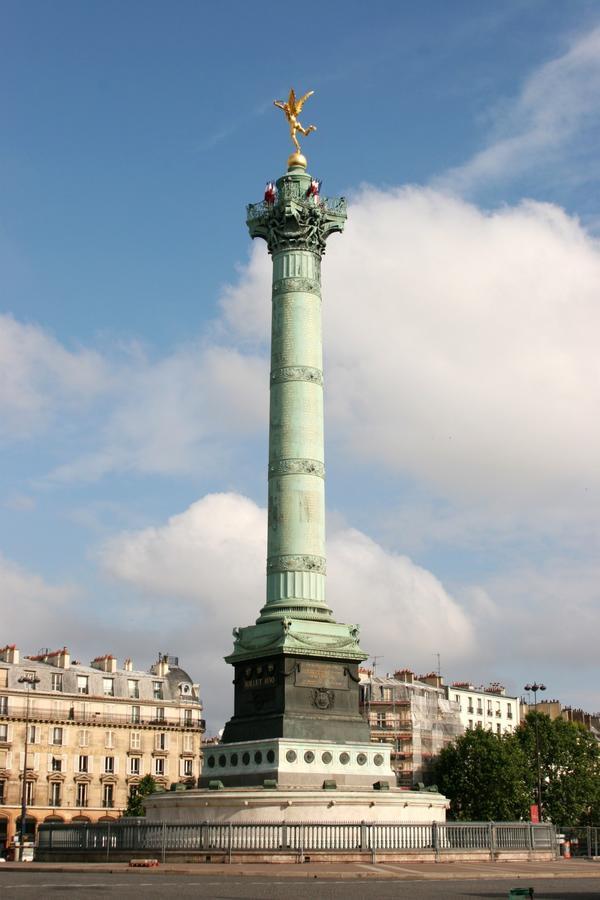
{"left": 0, "top": 707, "right": 204, "bottom": 731}
{"left": 247, "top": 192, "right": 347, "bottom": 224}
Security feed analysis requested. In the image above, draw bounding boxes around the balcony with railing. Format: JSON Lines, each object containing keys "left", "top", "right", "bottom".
{"left": 0, "top": 705, "right": 205, "bottom": 730}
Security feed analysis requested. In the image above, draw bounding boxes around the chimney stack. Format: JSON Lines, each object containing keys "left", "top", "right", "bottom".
{"left": 91, "top": 654, "right": 117, "bottom": 673}
{"left": 0, "top": 644, "right": 20, "bottom": 664}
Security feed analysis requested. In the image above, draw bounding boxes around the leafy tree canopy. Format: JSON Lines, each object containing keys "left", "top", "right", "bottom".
{"left": 123, "top": 774, "right": 158, "bottom": 818}
{"left": 516, "top": 712, "right": 600, "bottom": 826}
{"left": 434, "top": 727, "right": 530, "bottom": 821}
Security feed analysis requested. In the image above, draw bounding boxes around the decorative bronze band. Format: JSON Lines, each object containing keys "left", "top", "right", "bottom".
{"left": 266, "top": 555, "right": 327, "bottom": 575}
{"left": 270, "top": 366, "right": 323, "bottom": 386}
{"left": 272, "top": 277, "right": 321, "bottom": 296}
{"left": 268, "top": 458, "right": 325, "bottom": 478}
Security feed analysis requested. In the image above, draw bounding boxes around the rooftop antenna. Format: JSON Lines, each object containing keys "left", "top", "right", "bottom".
{"left": 370, "top": 655, "right": 384, "bottom": 677}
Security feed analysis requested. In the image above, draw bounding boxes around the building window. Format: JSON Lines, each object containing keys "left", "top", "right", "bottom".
{"left": 376, "top": 712, "right": 387, "bottom": 728}
{"left": 130, "top": 706, "right": 140, "bottom": 724}
{"left": 51, "top": 757, "right": 62, "bottom": 772}
{"left": 78, "top": 729, "right": 89, "bottom": 748}
{"left": 104, "top": 756, "right": 114, "bottom": 774}
{"left": 27, "top": 724, "right": 37, "bottom": 743}
{"left": 25, "top": 781, "right": 34, "bottom": 805}
{"left": 0, "top": 780, "right": 5, "bottom": 803}
{"left": 49, "top": 782, "right": 61, "bottom": 807}
{"left": 130, "top": 731, "right": 141, "bottom": 750}
{"left": 51, "top": 673, "right": 63, "bottom": 692}
{"left": 182, "top": 709, "right": 193, "bottom": 726}
{"left": 468, "top": 719, "right": 473, "bottom": 729}
{"left": 182, "top": 733, "right": 193, "bottom": 752}
{"left": 0, "top": 696, "right": 7, "bottom": 715}
{"left": 52, "top": 727, "right": 63, "bottom": 746}
{"left": 154, "top": 757, "right": 165, "bottom": 776}
{"left": 496, "top": 723, "right": 501, "bottom": 735}
{"left": 128, "top": 680, "right": 139, "bottom": 699}
{"left": 152, "top": 681, "right": 163, "bottom": 700}
{"left": 0, "top": 723, "right": 8, "bottom": 742}
{"left": 154, "top": 707, "right": 165, "bottom": 722}
{"left": 155, "top": 733, "right": 168, "bottom": 751}
{"left": 130, "top": 756, "right": 141, "bottom": 776}
{"left": 477, "top": 720, "right": 483, "bottom": 728}
{"left": 183, "top": 758, "right": 193, "bottom": 777}
{"left": 103, "top": 678, "right": 114, "bottom": 697}
{"left": 78, "top": 755, "right": 88, "bottom": 773}
{"left": 102, "top": 784, "right": 114, "bottom": 808}
{"left": 105, "top": 731, "right": 114, "bottom": 749}
{"left": 24, "top": 671, "right": 37, "bottom": 689}
{"left": 77, "top": 675, "right": 89, "bottom": 695}
{"left": 507, "top": 704, "right": 513, "bottom": 719}
{"left": 487, "top": 700, "right": 493, "bottom": 715}
{"left": 76, "top": 782, "right": 88, "bottom": 807}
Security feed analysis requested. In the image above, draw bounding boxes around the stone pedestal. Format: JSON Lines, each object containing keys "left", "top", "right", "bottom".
{"left": 145, "top": 786, "right": 448, "bottom": 825}
{"left": 200, "top": 737, "right": 394, "bottom": 789}
{"left": 222, "top": 655, "right": 369, "bottom": 745}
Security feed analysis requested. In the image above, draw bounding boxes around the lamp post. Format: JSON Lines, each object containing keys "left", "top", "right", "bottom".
{"left": 524, "top": 681, "right": 546, "bottom": 820}
{"left": 17, "top": 674, "right": 40, "bottom": 861}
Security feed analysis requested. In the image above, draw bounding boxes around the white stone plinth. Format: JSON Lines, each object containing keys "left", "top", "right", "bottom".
{"left": 144, "top": 786, "right": 448, "bottom": 824}
{"left": 201, "top": 737, "right": 395, "bottom": 789}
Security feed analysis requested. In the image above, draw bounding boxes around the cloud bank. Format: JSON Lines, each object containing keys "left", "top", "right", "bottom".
{"left": 100, "top": 492, "right": 474, "bottom": 729}
{"left": 223, "top": 187, "right": 600, "bottom": 511}
{"left": 439, "top": 27, "right": 600, "bottom": 192}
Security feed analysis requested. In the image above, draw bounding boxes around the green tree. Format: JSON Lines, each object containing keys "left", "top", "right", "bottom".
{"left": 516, "top": 712, "right": 600, "bottom": 826}
{"left": 434, "top": 727, "right": 530, "bottom": 821}
{"left": 123, "top": 774, "right": 158, "bottom": 817}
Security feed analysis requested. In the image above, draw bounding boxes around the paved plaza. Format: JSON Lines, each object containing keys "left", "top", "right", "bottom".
{"left": 1, "top": 859, "right": 599, "bottom": 898}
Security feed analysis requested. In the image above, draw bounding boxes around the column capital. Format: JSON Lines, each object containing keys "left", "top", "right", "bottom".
{"left": 247, "top": 171, "right": 346, "bottom": 256}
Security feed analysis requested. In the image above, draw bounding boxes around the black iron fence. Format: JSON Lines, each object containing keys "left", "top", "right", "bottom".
{"left": 37, "top": 820, "right": 556, "bottom": 862}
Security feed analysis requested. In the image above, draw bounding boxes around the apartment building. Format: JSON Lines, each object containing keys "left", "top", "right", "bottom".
{"left": 449, "top": 681, "right": 519, "bottom": 734}
{"left": 359, "top": 669, "right": 463, "bottom": 787}
{"left": 0, "top": 645, "right": 204, "bottom": 849}
{"left": 521, "top": 698, "right": 600, "bottom": 741}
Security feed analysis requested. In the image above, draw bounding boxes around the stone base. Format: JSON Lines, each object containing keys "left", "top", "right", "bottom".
{"left": 144, "top": 786, "right": 448, "bottom": 824}
{"left": 199, "top": 737, "right": 395, "bottom": 789}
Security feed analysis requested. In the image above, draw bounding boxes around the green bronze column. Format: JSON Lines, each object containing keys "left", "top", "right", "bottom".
{"left": 221, "top": 91, "right": 368, "bottom": 750}
{"left": 250, "top": 165, "right": 342, "bottom": 624}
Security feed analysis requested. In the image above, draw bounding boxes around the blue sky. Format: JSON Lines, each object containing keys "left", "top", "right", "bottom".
{"left": 2, "top": 1, "right": 600, "bottom": 731}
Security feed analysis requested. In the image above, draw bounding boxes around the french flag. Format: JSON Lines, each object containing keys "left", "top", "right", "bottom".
{"left": 306, "top": 178, "right": 321, "bottom": 200}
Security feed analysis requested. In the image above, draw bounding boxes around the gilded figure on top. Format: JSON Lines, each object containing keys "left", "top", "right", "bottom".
{"left": 274, "top": 88, "right": 317, "bottom": 159}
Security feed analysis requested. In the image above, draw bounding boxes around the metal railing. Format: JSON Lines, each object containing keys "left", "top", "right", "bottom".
{"left": 559, "top": 826, "right": 600, "bottom": 857}
{"left": 37, "top": 820, "right": 556, "bottom": 861}
{"left": 0, "top": 708, "right": 204, "bottom": 730}
{"left": 247, "top": 194, "right": 347, "bottom": 223}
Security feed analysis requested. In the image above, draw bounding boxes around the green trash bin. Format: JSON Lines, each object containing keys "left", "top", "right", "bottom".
{"left": 508, "top": 890, "right": 534, "bottom": 898}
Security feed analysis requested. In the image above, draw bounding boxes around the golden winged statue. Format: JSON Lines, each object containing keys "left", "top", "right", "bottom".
{"left": 274, "top": 88, "right": 317, "bottom": 161}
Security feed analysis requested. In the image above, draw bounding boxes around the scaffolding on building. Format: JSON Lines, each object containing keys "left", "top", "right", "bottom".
{"left": 359, "top": 670, "right": 463, "bottom": 788}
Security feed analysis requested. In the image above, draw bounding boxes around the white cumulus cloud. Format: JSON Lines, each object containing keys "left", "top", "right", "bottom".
{"left": 223, "top": 187, "right": 600, "bottom": 511}
{"left": 439, "top": 27, "right": 600, "bottom": 192}
{"left": 100, "top": 492, "right": 474, "bottom": 730}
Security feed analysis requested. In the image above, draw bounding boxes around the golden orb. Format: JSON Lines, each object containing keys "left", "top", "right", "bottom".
{"left": 287, "top": 150, "right": 307, "bottom": 170}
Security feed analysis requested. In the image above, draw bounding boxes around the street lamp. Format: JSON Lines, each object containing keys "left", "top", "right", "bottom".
{"left": 17, "top": 674, "right": 41, "bottom": 861}
{"left": 524, "top": 682, "right": 546, "bottom": 820}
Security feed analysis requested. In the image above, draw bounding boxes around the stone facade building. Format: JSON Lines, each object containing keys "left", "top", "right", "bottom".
{"left": 0, "top": 645, "right": 204, "bottom": 849}
{"left": 448, "top": 681, "right": 519, "bottom": 735}
{"left": 521, "top": 699, "right": 600, "bottom": 741}
{"left": 359, "top": 669, "right": 463, "bottom": 787}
